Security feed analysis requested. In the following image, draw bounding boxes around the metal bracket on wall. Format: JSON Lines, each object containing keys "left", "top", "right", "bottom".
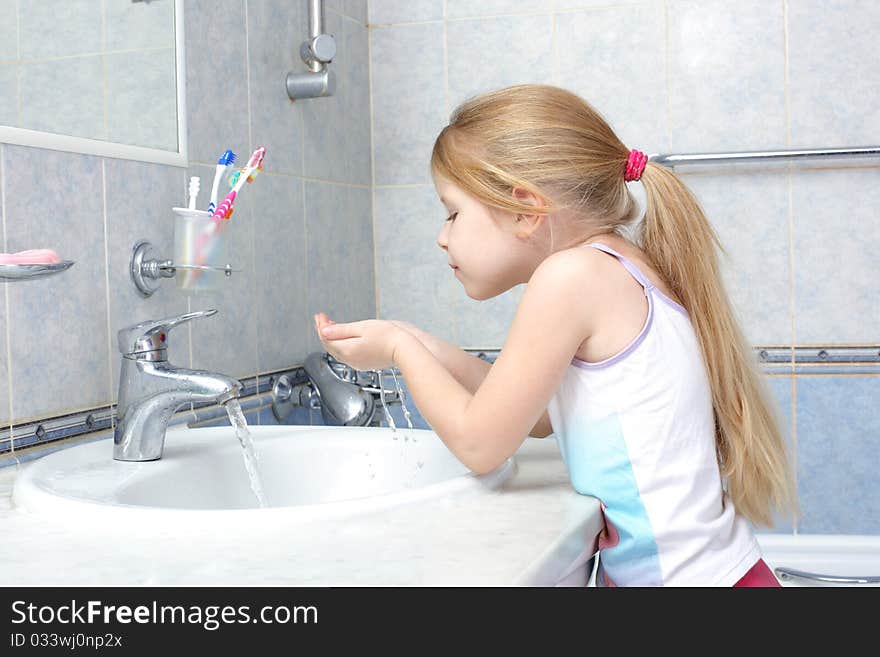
{"left": 129, "top": 240, "right": 239, "bottom": 297}
{"left": 286, "top": 0, "right": 336, "bottom": 100}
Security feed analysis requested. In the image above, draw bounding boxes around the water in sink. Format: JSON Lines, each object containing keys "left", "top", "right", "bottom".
{"left": 225, "top": 399, "right": 268, "bottom": 508}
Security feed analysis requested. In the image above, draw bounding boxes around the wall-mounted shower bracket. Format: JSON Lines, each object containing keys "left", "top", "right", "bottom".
{"left": 286, "top": 0, "right": 336, "bottom": 100}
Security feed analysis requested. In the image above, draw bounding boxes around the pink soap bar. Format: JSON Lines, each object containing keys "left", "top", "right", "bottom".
{"left": 0, "top": 249, "right": 62, "bottom": 265}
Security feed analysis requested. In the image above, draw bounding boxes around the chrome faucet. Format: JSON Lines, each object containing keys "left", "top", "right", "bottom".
{"left": 302, "top": 352, "right": 376, "bottom": 426}
{"left": 113, "top": 310, "right": 242, "bottom": 461}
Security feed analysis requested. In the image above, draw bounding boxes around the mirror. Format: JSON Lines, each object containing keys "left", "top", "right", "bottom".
{"left": 0, "top": 0, "right": 186, "bottom": 166}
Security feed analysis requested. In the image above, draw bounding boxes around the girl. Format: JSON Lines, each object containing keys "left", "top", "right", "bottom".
{"left": 314, "top": 84, "right": 800, "bottom": 587}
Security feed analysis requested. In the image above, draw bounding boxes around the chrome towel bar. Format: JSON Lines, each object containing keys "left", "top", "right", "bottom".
{"left": 651, "top": 146, "right": 880, "bottom": 168}
{"left": 774, "top": 566, "right": 880, "bottom": 584}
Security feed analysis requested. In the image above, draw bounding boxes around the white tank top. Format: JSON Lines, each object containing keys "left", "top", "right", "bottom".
{"left": 546, "top": 242, "right": 761, "bottom": 586}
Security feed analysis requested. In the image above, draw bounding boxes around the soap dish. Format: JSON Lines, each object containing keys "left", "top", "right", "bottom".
{"left": 0, "top": 261, "right": 75, "bottom": 282}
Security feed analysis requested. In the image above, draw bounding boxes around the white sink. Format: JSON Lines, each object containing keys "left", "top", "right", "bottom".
{"left": 12, "top": 425, "right": 515, "bottom": 534}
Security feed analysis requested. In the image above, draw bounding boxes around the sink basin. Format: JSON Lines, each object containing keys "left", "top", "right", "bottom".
{"left": 12, "top": 425, "right": 515, "bottom": 533}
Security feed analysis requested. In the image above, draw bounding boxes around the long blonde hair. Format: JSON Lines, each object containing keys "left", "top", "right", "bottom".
{"left": 431, "top": 84, "right": 799, "bottom": 528}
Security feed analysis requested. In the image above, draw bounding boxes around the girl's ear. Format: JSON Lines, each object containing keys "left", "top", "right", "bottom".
{"left": 512, "top": 186, "right": 545, "bottom": 209}
{"left": 509, "top": 186, "right": 549, "bottom": 239}
{"left": 514, "top": 213, "right": 547, "bottom": 240}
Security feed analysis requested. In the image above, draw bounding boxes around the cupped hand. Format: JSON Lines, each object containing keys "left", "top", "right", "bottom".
{"left": 313, "top": 313, "right": 405, "bottom": 371}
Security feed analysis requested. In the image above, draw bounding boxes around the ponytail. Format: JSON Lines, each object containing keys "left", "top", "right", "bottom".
{"left": 638, "top": 162, "right": 800, "bottom": 527}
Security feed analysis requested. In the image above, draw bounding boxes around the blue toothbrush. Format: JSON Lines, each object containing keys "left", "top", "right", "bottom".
{"left": 207, "top": 149, "right": 237, "bottom": 214}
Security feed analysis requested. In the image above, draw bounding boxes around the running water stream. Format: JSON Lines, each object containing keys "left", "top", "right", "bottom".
{"left": 224, "top": 399, "right": 268, "bottom": 507}
{"left": 375, "top": 368, "right": 414, "bottom": 432}
{"left": 223, "top": 369, "right": 411, "bottom": 507}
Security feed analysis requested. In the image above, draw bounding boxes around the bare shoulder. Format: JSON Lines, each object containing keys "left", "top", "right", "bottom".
{"left": 528, "top": 247, "right": 607, "bottom": 337}
{"left": 531, "top": 246, "right": 607, "bottom": 299}
{"left": 536, "top": 237, "right": 675, "bottom": 349}
{"left": 534, "top": 246, "right": 604, "bottom": 281}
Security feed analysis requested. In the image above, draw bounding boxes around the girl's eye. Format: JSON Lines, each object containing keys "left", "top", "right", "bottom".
{"left": 445, "top": 212, "right": 458, "bottom": 223}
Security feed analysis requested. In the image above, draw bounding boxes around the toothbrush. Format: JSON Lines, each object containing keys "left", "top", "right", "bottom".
{"left": 212, "top": 146, "right": 266, "bottom": 219}
{"left": 187, "top": 176, "right": 200, "bottom": 210}
{"left": 190, "top": 146, "right": 267, "bottom": 284}
{"left": 227, "top": 158, "right": 263, "bottom": 189}
{"left": 207, "top": 149, "right": 237, "bottom": 214}
{"left": 223, "top": 160, "right": 265, "bottom": 219}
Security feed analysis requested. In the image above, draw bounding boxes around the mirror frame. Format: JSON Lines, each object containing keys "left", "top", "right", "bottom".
{"left": 0, "top": 0, "right": 187, "bottom": 168}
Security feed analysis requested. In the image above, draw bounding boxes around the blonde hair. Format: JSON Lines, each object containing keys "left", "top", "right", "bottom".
{"left": 431, "top": 84, "right": 800, "bottom": 528}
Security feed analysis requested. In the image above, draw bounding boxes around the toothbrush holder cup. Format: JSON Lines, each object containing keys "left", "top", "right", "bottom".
{"left": 172, "top": 207, "right": 231, "bottom": 293}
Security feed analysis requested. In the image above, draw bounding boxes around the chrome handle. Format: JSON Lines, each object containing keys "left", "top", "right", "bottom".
{"left": 774, "top": 566, "right": 880, "bottom": 584}
{"left": 303, "top": 352, "right": 376, "bottom": 426}
{"left": 301, "top": 33, "right": 336, "bottom": 65}
{"left": 117, "top": 309, "right": 217, "bottom": 357}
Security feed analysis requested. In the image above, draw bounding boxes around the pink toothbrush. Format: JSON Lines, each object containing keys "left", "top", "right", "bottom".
{"left": 211, "top": 146, "right": 266, "bottom": 219}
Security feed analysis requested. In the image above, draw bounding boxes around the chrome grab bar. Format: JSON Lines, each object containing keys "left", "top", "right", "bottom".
{"left": 650, "top": 146, "right": 880, "bottom": 168}
{"left": 774, "top": 566, "right": 880, "bottom": 584}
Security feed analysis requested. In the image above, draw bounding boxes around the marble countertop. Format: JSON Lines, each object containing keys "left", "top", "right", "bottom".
{"left": 0, "top": 437, "right": 602, "bottom": 586}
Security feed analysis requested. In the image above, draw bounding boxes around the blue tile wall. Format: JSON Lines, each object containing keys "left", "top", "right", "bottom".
{"left": 252, "top": 174, "right": 307, "bottom": 373}
{"left": 667, "top": 0, "right": 786, "bottom": 152}
{"left": 369, "top": 1, "right": 443, "bottom": 24}
{"left": 790, "top": 167, "right": 880, "bottom": 345}
{"left": 0, "top": 1, "right": 18, "bottom": 62}
{"left": 183, "top": 0, "right": 250, "bottom": 166}
{"left": 371, "top": 21, "right": 446, "bottom": 185}
{"left": 788, "top": 0, "right": 880, "bottom": 146}
{"left": 305, "top": 182, "right": 376, "bottom": 346}
{"left": 0, "top": 2, "right": 373, "bottom": 444}
{"left": 796, "top": 376, "right": 879, "bottom": 534}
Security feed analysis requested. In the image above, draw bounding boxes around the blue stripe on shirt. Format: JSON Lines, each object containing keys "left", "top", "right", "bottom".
{"left": 557, "top": 411, "right": 663, "bottom": 586}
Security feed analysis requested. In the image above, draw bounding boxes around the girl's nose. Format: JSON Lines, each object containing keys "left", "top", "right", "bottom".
{"left": 436, "top": 223, "right": 449, "bottom": 250}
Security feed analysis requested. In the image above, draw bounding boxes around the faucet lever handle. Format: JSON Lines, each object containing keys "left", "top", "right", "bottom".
{"left": 117, "top": 309, "right": 218, "bottom": 357}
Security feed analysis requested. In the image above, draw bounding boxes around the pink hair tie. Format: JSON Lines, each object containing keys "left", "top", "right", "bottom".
{"left": 624, "top": 148, "right": 648, "bottom": 182}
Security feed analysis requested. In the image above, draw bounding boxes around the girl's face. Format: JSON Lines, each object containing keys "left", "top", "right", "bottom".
{"left": 433, "top": 176, "right": 537, "bottom": 300}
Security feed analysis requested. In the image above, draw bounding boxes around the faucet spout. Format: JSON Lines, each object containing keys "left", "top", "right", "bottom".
{"left": 114, "top": 360, "right": 242, "bottom": 461}
{"left": 113, "top": 310, "right": 243, "bottom": 462}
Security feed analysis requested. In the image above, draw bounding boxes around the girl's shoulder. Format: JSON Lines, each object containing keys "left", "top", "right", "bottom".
{"left": 569, "top": 236, "right": 683, "bottom": 307}
{"left": 559, "top": 237, "right": 683, "bottom": 364}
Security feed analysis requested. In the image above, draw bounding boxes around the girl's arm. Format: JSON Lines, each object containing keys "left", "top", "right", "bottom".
{"left": 391, "top": 251, "right": 592, "bottom": 473}
{"left": 389, "top": 321, "right": 490, "bottom": 393}
{"left": 389, "top": 321, "right": 552, "bottom": 439}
